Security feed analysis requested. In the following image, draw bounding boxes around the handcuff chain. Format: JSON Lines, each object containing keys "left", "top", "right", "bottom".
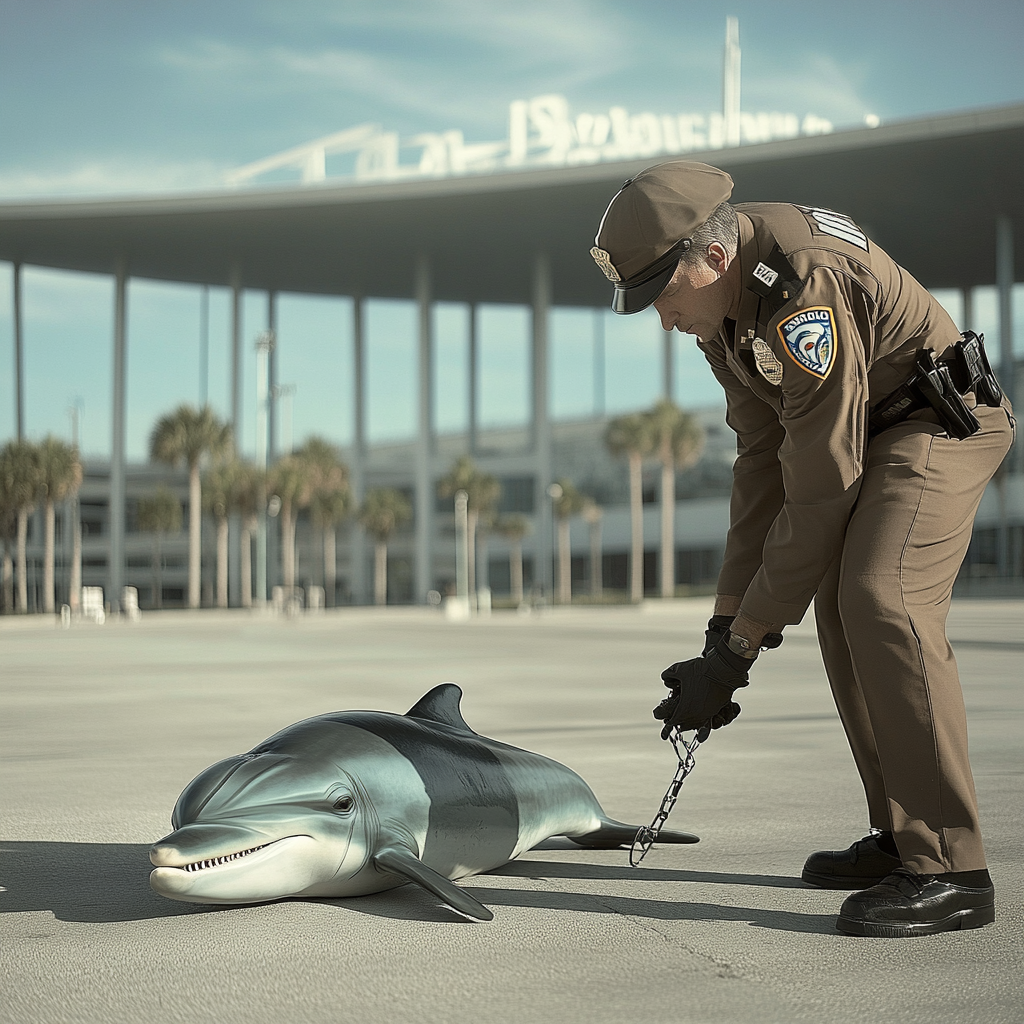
{"left": 629, "top": 726, "right": 704, "bottom": 867}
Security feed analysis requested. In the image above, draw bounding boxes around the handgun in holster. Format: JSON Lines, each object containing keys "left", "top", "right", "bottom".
{"left": 868, "top": 332, "right": 1004, "bottom": 441}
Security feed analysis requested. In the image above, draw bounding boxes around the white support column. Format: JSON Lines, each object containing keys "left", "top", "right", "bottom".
{"left": 593, "top": 309, "right": 605, "bottom": 418}
{"left": 996, "top": 217, "right": 1016, "bottom": 436}
{"left": 350, "top": 296, "right": 367, "bottom": 604}
{"left": 228, "top": 272, "right": 242, "bottom": 607}
{"left": 468, "top": 302, "right": 478, "bottom": 456}
{"left": 230, "top": 268, "right": 243, "bottom": 449}
{"left": 663, "top": 329, "right": 674, "bottom": 401}
{"left": 13, "top": 262, "right": 24, "bottom": 440}
{"left": 996, "top": 216, "right": 1016, "bottom": 577}
{"left": 109, "top": 263, "right": 128, "bottom": 613}
{"left": 267, "top": 292, "right": 278, "bottom": 463}
{"left": 265, "top": 293, "right": 280, "bottom": 594}
{"left": 199, "top": 286, "right": 209, "bottom": 408}
{"left": 255, "top": 329, "right": 274, "bottom": 606}
{"left": 415, "top": 258, "right": 434, "bottom": 603}
{"left": 661, "top": 328, "right": 675, "bottom": 596}
{"left": 533, "top": 254, "right": 553, "bottom": 598}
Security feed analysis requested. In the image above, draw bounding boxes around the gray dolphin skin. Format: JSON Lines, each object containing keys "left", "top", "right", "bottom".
{"left": 150, "top": 683, "right": 699, "bottom": 920}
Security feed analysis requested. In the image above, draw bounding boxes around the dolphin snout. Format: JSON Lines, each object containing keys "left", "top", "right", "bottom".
{"left": 150, "top": 823, "right": 272, "bottom": 866}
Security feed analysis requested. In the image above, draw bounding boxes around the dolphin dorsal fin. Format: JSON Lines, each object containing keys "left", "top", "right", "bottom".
{"left": 405, "top": 683, "right": 475, "bottom": 734}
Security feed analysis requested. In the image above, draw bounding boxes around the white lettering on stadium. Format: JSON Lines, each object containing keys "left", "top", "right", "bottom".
{"left": 227, "top": 95, "right": 835, "bottom": 189}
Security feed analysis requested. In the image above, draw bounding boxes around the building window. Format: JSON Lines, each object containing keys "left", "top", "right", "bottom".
{"left": 498, "top": 475, "right": 535, "bottom": 514}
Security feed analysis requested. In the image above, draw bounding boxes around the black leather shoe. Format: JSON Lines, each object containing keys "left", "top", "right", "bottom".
{"left": 837, "top": 868, "right": 995, "bottom": 937}
{"left": 802, "top": 832, "right": 902, "bottom": 889}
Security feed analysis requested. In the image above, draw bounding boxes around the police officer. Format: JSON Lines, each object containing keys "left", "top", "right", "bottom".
{"left": 592, "top": 161, "right": 1013, "bottom": 937}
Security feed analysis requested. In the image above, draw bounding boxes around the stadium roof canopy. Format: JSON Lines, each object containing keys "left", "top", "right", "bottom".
{"left": 0, "top": 103, "right": 1022, "bottom": 306}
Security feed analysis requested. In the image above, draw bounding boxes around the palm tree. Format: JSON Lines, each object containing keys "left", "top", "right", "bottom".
{"left": 551, "top": 478, "right": 588, "bottom": 604}
{"left": 359, "top": 488, "right": 412, "bottom": 606}
{"left": 295, "top": 438, "right": 349, "bottom": 605}
{"left": 493, "top": 514, "right": 530, "bottom": 605}
{"left": 0, "top": 440, "right": 42, "bottom": 613}
{"left": 268, "top": 454, "right": 315, "bottom": 590}
{"left": 137, "top": 487, "right": 182, "bottom": 610}
{"left": 0, "top": 487, "right": 18, "bottom": 614}
{"left": 202, "top": 461, "right": 243, "bottom": 608}
{"left": 309, "top": 483, "right": 349, "bottom": 606}
{"left": 604, "top": 413, "right": 654, "bottom": 603}
{"left": 232, "top": 463, "right": 264, "bottom": 609}
{"left": 38, "top": 437, "right": 82, "bottom": 613}
{"left": 438, "top": 456, "right": 500, "bottom": 601}
{"left": 150, "top": 405, "right": 232, "bottom": 609}
{"left": 582, "top": 500, "right": 603, "bottom": 599}
{"left": 645, "top": 400, "right": 705, "bottom": 598}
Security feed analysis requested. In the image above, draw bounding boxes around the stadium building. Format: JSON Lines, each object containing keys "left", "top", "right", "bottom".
{"left": 1, "top": 102, "right": 1022, "bottom": 610}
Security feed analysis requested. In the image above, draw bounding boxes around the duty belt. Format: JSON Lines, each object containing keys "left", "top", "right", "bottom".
{"left": 868, "top": 331, "right": 1004, "bottom": 441}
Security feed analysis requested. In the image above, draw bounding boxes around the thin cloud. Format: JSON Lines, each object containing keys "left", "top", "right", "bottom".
{"left": 283, "top": 0, "right": 632, "bottom": 71}
{"left": 156, "top": 1, "right": 642, "bottom": 132}
{"left": 743, "top": 53, "right": 879, "bottom": 125}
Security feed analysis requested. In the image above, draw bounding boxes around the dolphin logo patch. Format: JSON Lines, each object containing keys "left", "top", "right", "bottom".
{"left": 777, "top": 306, "right": 837, "bottom": 379}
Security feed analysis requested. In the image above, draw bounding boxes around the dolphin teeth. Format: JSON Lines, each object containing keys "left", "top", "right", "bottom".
{"left": 179, "top": 844, "right": 268, "bottom": 873}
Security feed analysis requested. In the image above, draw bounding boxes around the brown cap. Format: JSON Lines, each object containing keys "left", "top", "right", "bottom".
{"left": 592, "top": 161, "right": 734, "bottom": 314}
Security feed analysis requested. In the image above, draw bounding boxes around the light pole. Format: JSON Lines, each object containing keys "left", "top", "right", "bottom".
{"left": 255, "top": 329, "right": 275, "bottom": 606}
{"left": 454, "top": 489, "right": 469, "bottom": 614}
{"left": 546, "top": 482, "right": 562, "bottom": 604}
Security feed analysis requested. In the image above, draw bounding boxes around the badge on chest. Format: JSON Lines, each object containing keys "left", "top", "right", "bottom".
{"left": 777, "top": 306, "right": 837, "bottom": 379}
{"left": 752, "top": 338, "right": 784, "bottom": 385}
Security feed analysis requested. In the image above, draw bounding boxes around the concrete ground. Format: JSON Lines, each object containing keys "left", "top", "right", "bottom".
{"left": 2, "top": 598, "right": 1021, "bottom": 1024}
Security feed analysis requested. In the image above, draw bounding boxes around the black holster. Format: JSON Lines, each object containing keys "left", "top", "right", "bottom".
{"left": 868, "top": 332, "right": 1004, "bottom": 441}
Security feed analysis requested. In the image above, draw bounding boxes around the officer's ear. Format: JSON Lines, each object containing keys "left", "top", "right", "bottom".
{"left": 705, "top": 242, "right": 732, "bottom": 277}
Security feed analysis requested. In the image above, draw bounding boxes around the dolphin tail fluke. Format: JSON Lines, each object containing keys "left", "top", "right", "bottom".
{"left": 374, "top": 845, "right": 494, "bottom": 922}
{"left": 568, "top": 818, "right": 700, "bottom": 849}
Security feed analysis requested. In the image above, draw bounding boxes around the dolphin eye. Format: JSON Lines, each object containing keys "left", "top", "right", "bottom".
{"left": 333, "top": 796, "right": 354, "bottom": 813}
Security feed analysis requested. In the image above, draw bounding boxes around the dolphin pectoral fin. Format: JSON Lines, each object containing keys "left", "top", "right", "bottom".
{"left": 373, "top": 846, "right": 493, "bottom": 922}
{"left": 404, "top": 683, "right": 476, "bottom": 734}
{"left": 568, "top": 818, "right": 700, "bottom": 849}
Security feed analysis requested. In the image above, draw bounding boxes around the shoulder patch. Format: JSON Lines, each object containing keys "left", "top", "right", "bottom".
{"left": 796, "top": 206, "right": 868, "bottom": 251}
{"left": 777, "top": 306, "right": 837, "bottom": 379}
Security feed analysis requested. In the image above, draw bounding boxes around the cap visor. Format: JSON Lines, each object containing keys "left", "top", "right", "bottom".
{"left": 611, "top": 264, "right": 677, "bottom": 314}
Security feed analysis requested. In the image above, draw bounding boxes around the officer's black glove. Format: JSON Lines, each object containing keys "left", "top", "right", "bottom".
{"left": 656, "top": 614, "right": 736, "bottom": 711}
{"left": 702, "top": 614, "right": 735, "bottom": 656}
{"left": 653, "top": 641, "right": 752, "bottom": 739}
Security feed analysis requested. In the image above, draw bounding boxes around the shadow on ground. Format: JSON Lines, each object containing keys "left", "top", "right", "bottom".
{"left": 0, "top": 842, "right": 226, "bottom": 922}
{"left": 498, "top": 851, "right": 808, "bottom": 889}
{"left": 1, "top": 841, "right": 832, "bottom": 934}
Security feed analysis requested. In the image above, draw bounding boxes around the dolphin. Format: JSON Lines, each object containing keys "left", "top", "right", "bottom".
{"left": 150, "top": 683, "right": 698, "bottom": 921}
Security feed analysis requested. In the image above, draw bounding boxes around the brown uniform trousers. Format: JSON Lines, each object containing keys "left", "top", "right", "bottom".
{"left": 702, "top": 204, "right": 1013, "bottom": 875}
{"left": 815, "top": 403, "right": 1013, "bottom": 873}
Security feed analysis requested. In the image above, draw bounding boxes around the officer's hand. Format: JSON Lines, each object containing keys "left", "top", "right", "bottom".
{"left": 702, "top": 614, "right": 735, "bottom": 657}
{"left": 653, "top": 643, "right": 751, "bottom": 739}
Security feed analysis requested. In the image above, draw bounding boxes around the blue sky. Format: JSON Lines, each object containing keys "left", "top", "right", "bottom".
{"left": 1, "top": 1, "right": 1022, "bottom": 457}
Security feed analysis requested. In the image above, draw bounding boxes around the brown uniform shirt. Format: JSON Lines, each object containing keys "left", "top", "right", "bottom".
{"left": 702, "top": 202, "right": 962, "bottom": 625}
